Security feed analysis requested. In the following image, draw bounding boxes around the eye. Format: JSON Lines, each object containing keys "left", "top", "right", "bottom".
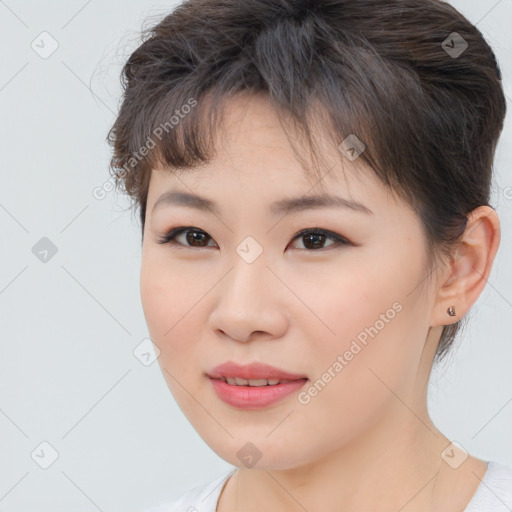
{"left": 289, "top": 228, "right": 351, "bottom": 250}
{"left": 157, "top": 226, "right": 351, "bottom": 251}
{"left": 156, "top": 227, "right": 216, "bottom": 248}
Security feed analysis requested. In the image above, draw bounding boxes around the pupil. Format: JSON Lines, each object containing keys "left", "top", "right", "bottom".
{"left": 305, "top": 233, "right": 325, "bottom": 249}
{"left": 188, "top": 231, "right": 207, "bottom": 246}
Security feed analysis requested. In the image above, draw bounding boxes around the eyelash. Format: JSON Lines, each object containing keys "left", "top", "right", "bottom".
{"left": 156, "top": 226, "right": 351, "bottom": 251}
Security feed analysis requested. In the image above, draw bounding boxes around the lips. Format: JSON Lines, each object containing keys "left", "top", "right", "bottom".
{"left": 207, "top": 360, "right": 308, "bottom": 381}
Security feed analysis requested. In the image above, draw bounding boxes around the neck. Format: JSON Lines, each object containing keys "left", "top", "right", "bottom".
{"left": 234, "top": 410, "right": 454, "bottom": 512}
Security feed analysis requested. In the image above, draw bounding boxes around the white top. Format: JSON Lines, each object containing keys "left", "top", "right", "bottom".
{"left": 145, "top": 461, "right": 512, "bottom": 512}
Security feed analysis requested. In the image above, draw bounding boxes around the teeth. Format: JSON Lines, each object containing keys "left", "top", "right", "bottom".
{"left": 223, "top": 377, "right": 291, "bottom": 386}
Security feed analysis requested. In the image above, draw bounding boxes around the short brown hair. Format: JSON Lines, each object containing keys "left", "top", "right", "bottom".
{"left": 107, "top": 0, "right": 507, "bottom": 364}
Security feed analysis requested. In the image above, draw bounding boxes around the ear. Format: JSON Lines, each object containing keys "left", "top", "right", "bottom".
{"left": 430, "top": 205, "right": 501, "bottom": 327}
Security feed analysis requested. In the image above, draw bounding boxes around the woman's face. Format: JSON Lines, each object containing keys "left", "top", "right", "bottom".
{"left": 140, "top": 93, "right": 443, "bottom": 469}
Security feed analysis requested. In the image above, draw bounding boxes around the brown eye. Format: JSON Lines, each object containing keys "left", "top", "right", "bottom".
{"left": 290, "top": 228, "right": 350, "bottom": 251}
{"left": 157, "top": 227, "right": 216, "bottom": 248}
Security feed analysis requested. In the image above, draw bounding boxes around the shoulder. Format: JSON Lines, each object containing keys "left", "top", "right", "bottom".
{"left": 142, "top": 468, "right": 236, "bottom": 512}
{"left": 464, "top": 460, "right": 512, "bottom": 512}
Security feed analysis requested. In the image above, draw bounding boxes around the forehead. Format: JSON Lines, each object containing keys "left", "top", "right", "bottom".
{"left": 148, "top": 92, "right": 381, "bottom": 201}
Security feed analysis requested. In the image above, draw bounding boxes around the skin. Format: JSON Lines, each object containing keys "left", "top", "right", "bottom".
{"left": 140, "top": 92, "right": 500, "bottom": 512}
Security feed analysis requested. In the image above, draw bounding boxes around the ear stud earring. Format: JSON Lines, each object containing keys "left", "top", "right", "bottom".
{"left": 447, "top": 306, "right": 456, "bottom": 317}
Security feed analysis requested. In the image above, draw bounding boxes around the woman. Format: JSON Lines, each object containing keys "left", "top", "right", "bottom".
{"left": 107, "top": 0, "right": 511, "bottom": 510}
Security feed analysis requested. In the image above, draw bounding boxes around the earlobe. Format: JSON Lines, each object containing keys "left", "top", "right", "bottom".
{"left": 430, "top": 205, "right": 501, "bottom": 327}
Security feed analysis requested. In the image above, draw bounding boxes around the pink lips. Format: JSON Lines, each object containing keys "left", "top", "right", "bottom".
{"left": 207, "top": 360, "right": 308, "bottom": 381}
{"left": 207, "top": 360, "right": 308, "bottom": 409}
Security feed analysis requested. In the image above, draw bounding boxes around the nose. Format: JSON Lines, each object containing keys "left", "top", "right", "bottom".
{"left": 207, "top": 252, "right": 288, "bottom": 343}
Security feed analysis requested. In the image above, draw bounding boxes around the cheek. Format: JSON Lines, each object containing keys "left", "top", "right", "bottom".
{"left": 289, "top": 275, "right": 423, "bottom": 455}
{"left": 300, "top": 247, "right": 427, "bottom": 398}
{"left": 139, "top": 252, "right": 201, "bottom": 355}
{"left": 290, "top": 257, "right": 405, "bottom": 351}
{"left": 140, "top": 253, "right": 209, "bottom": 413}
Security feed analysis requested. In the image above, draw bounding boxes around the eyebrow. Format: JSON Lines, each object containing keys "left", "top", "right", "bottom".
{"left": 151, "top": 190, "right": 374, "bottom": 216}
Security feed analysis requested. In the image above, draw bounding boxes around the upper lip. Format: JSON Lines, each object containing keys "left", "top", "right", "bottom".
{"left": 207, "top": 361, "right": 308, "bottom": 381}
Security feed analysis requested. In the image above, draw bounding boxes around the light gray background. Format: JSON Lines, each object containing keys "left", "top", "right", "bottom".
{"left": 0, "top": 1, "right": 511, "bottom": 511}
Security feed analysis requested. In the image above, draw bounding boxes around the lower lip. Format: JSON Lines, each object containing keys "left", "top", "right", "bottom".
{"left": 209, "top": 377, "right": 308, "bottom": 409}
